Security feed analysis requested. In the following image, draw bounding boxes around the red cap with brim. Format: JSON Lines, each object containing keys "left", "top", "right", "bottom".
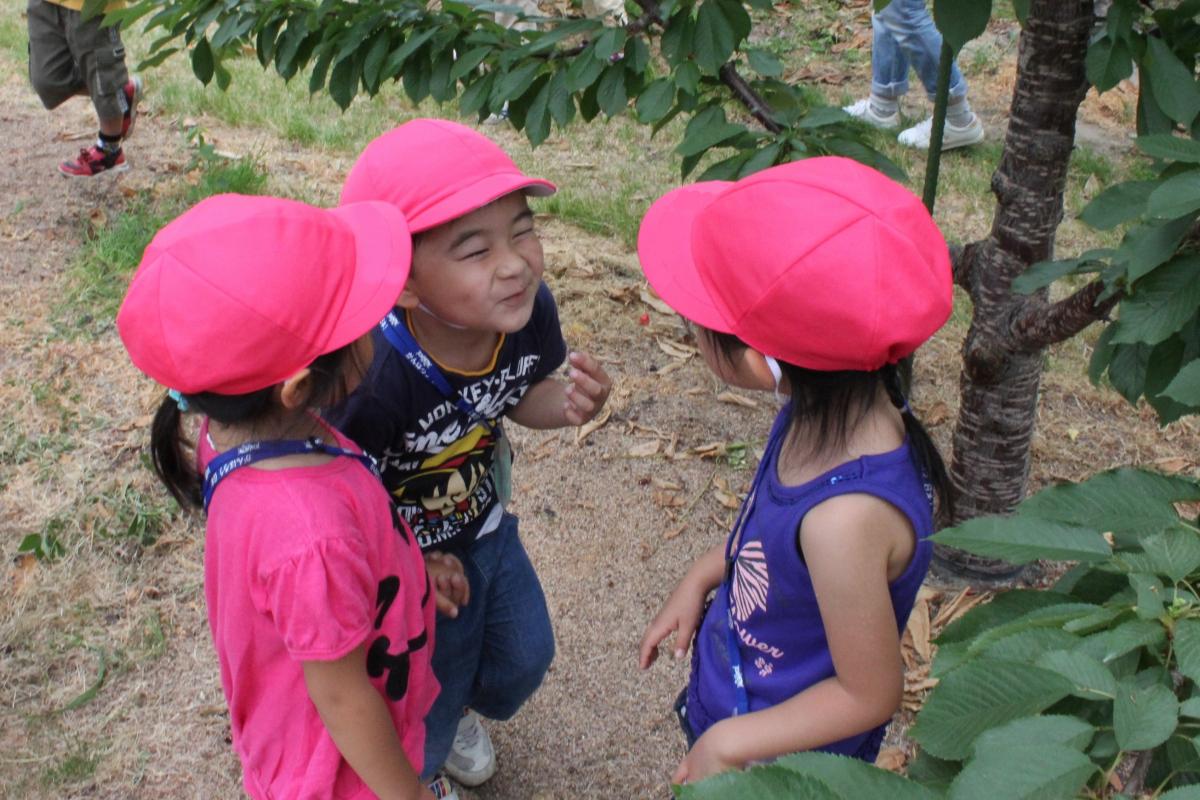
{"left": 636, "top": 157, "right": 952, "bottom": 371}
{"left": 117, "top": 194, "right": 412, "bottom": 396}
{"left": 341, "top": 119, "right": 556, "bottom": 232}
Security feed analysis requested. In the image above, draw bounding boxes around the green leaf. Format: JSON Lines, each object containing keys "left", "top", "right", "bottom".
{"left": 496, "top": 61, "right": 543, "bottom": 102}
{"left": 947, "top": 744, "right": 1097, "bottom": 800}
{"left": 328, "top": 55, "right": 358, "bottom": 110}
{"left": 524, "top": 78, "right": 552, "bottom": 147}
{"left": 1114, "top": 681, "right": 1179, "bottom": 750}
{"left": 1150, "top": 169, "right": 1200, "bottom": 223}
{"left": 1035, "top": 650, "right": 1119, "bottom": 700}
{"left": 1130, "top": 573, "right": 1167, "bottom": 619}
{"left": 975, "top": 715, "right": 1095, "bottom": 754}
{"left": 906, "top": 751, "right": 959, "bottom": 792}
{"left": 909, "top": 660, "right": 1074, "bottom": 760}
{"left": 1163, "top": 358, "right": 1200, "bottom": 405}
{"left": 661, "top": 10, "right": 696, "bottom": 67}
{"left": 798, "top": 106, "right": 851, "bottom": 129}
{"left": 693, "top": 0, "right": 737, "bottom": 74}
{"left": 192, "top": 38, "right": 215, "bottom": 85}
{"left": 636, "top": 78, "right": 677, "bottom": 124}
{"left": 933, "top": 517, "right": 1111, "bottom": 565}
{"left": 717, "top": 0, "right": 752, "bottom": 40}
{"left": 1146, "top": 333, "right": 1196, "bottom": 424}
{"left": 775, "top": 752, "right": 941, "bottom": 799}
{"left": 1174, "top": 620, "right": 1200, "bottom": 685}
{"left": 1108, "top": 341, "right": 1153, "bottom": 405}
{"left": 566, "top": 47, "right": 606, "bottom": 92}
{"left": 1145, "top": 37, "right": 1200, "bottom": 127}
{"left": 1019, "top": 468, "right": 1200, "bottom": 542}
{"left": 361, "top": 30, "right": 391, "bottom": 93}
{"left": 675, "top": 61, "right": 702, "bottom": 95}
{"left": 982, "top": 629, "right": 1080, "bottom": 664}
{"left": 931, "top": 0, "right": 992, "bottom": 55}
{"left": 1161, "top": 787, "right": 1200, "bottom": 800}
{"left": 1111, "top": 256, "right": 1200, "bottom": 346}
{"left": 450, "top": 47, "right": 491, "bottom": 82}
{"left": 625, "top": 36, "right": 651, "bottom": 74}
{"left": 1181, "top": 698, "right": 1200, "bottom": 718}
{"left": 547, "top": 70, "right": 575, "bottom": 128}
{"left": 747, "top": 48, "right": 784, "bottom": 78}
{"left": 596, "top": 64, "right": 628, "bottom": 117}
{"left": 1011, "top": 0, "right": 1029, "bottom": 24}
{"left": 1138, "top": 135, "right": 1200, "bottom": 164}
{"left": 1143, "top": 527, "right": 1200, "bottom": 581}
{"left": 1079, "top": 180, "right": 1157, "bottom": 230}
{"left": 939, "top": 591, "right": 1075, "bottom": 645}
{"left": 459, "top": 72, "right": 495, "bottom": 116}
{"left": 676, "top": 106, "right": 745, "bottom": 157}
{"left": 1011, "top": 253, "right": 1108, "bottom": 295}
{"left": 1076, "top": 619, "right": 1166, "bottom": 663}
{"left": 698, "top": 151, "right": 752, "bottom": 181}
{"left": 1117, "top": 214, "right": 1198, "bottom": 283}
{"left": 591, "top": 26, "right": 627, "bottom": 61}
{"left": 739, "top": 142, "right": 784, "bottom": 177}
{"left": 381, "top": 29, "right": 437, "bottom": 81}
{"left": 676, "top": 764, "right": 840, "bottom": 799}
{"left": 1086, "top": 34, "right": 1134, "bottom": 93}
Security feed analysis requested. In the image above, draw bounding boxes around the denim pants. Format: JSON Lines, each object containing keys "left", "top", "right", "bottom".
{"left": 871, "top": 0, "right": 967, "bottom": 102}
{"left": 421, "top": 513, "right": 555, "bottom": 779}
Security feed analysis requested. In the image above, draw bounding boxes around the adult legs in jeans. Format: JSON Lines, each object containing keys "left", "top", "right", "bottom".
{"left": 870, "top": 0, "right": 967, "bottom": 103}
{"left": 421, "top": 514, "right": 555, "bottom": 780}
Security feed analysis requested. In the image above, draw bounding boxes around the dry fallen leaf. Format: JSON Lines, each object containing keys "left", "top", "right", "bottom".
{"left": 907, "top": 596, "right": 933, "bottom": 663}
{"left": 628, "top": 439, "right": 662, "bottom": 458}
{"left": 639, "top": 287, "right": 675, "bottom": 316}
{"left": 657, "top": 338, "right": 697, "bottom": 360}
{"left": 875, "top": 747, "right": 907, "bottom": 772}
{"left": 713, "top": 488, "right": 742, "bottom": 510}
{"left": 653, "top": 491, "right": 685, "bottom": 509}
{"left": 1153, "top": 456, "right": 1193, "bottom": 474}
{"left": 717, "top": 391, "right": 758, "bottom": 409}
{"left": 652, "top": 478, "right": 683, "bottom": 491}
{"left": 692, "top": 442, "right": 728, "bottom": 459}
{"left": 663, "top": 525, "right": 686, "bottom": 541}
{"left": 576, "top": 407, "right": 611, "bottom": 444}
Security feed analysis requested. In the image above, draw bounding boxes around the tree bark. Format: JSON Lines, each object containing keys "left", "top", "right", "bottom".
{"left": 937, "top": 0, "right": 1095, "bottom": 580}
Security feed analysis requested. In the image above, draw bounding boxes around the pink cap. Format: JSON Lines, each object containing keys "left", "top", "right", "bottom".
{"left": 117, "top": 194, "right": 412, "bottom": 395}
{"left": 638, "top": 157, "right": 952, "bottom": 371}
{"left": 341, "top": 119, "right": 556, "bottom": 232}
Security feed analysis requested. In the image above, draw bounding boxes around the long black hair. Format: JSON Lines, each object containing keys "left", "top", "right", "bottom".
{"left": 149, "top": 345, "right": 357, "bottom": 509}
{"left": 701, "top": 329, "right": 954, "bottom": 523}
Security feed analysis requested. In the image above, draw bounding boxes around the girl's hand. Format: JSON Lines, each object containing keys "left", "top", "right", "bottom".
{"left": 424, "top": 551, "right": 469, "bottom": 618}
{"left": 673, "top": 722, "right": 742, "bottom": 784}
{"left": 563, "top": 351, "right": 612, "bottom": 426}
{"left": 638, "top": 577, "right": 707, "bottom": 669}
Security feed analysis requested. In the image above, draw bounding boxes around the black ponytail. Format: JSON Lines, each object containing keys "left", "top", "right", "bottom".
{"left": 880, "top": 363, "right": 955, "bottom": 525}
{"left": 147, "top": 346, "right": 354, "bottom": 511}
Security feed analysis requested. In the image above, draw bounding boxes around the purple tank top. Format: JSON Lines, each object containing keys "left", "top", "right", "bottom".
{"left": 686, "top": 405, "right": 935, "bottom": 761}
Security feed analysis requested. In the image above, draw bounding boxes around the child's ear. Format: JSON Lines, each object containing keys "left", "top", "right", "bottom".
{"left": 395, "top": 284, "right": 420, "bottom": 310}
{"left": 740, "top": 349, "right": 781, "bottom": 393}
{"left": 278, "top": 368, "right": 314, "bottom": 410}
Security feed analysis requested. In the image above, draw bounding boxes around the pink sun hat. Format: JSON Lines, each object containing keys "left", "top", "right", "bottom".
{"left": 637, "top": 157, "right": 952, "bottom": 371}
{"left": 117, "top": 194, "right": 413, "bottom": 396}
{"left": 341, "top": 119, "right": 556, "bottom": 232}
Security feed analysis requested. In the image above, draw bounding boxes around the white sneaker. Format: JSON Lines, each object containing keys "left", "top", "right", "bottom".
{"left": 897, "top": 114, "right": 986, "bottom": 150}
{"left": 843, "top": 98, "right": 900, "bottom": 130}
{"left": 427, "top": 775, "right": 460, "bottom": 800}
{"left": 443, "top": 710, "right": 496, "bottom": 787}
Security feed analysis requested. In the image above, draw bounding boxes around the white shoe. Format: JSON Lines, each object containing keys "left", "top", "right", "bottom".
{"left": 442, "top": 710, "right": 496, "bottom": 787}
{"left": 484, "top": 101, "right": 510, "bottom": 125}
{"left": 427, "top": 774, "right": 460, "bottom": 800}
{"left": 843, "top": 98, "right": 900, "bottom": 130}
{"left": 897, "top": 114, "right": 986, "bottom": 150}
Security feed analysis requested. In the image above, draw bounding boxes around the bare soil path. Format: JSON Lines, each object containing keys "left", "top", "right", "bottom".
{"left": 1, "top": 20, "right": 1196, "bottom": 800}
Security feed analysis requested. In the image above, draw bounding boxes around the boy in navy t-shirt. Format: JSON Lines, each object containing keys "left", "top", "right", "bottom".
{"left": 332, "top": 120, "right": 611, "bottom": 797}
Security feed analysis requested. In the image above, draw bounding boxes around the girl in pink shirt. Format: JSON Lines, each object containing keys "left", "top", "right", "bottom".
{"left": 117, "top": 194, "right": 466, "bottom": 800}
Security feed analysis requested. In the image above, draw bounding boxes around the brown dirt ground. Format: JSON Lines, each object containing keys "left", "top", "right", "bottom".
{"left": 2, "top": 11, "right": 1198, "bottom": 800}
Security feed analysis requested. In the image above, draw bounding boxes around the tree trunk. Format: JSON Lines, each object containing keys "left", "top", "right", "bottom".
{"left": 937, "top": 0, "right": 1094, "bottom": 580}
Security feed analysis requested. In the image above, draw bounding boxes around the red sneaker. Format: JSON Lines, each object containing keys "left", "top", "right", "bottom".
{"left": 59, "top": 146, "right": 127, "bottom": 178}
{"left": 121, "top": 75, "right": 143, "bottom": 139}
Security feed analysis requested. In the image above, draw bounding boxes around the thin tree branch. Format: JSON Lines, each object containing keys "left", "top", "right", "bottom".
{"left": 1009, "top": 278, "right": 1122, "bottom": 352}
{"left": 718, "top": 63, "right": 783, "bottom": 133}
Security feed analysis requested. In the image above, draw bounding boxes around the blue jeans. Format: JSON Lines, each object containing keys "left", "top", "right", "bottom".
{"left": 871, "top": 0, "right": 967, "bottom": 102}
{"left": 421, "top": 513, "right": 555, "bottom": 779}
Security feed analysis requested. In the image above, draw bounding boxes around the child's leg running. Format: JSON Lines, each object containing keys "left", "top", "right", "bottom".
{"left": 65, "top": 8, "right": 129, "bottom": 134}
{"left": 468, "top": 514, "right": 555, "bottom": 720}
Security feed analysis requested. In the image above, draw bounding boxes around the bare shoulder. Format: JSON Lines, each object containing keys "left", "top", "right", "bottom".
{"left": 799, "top": 493, "right": 916, "bottom": 577}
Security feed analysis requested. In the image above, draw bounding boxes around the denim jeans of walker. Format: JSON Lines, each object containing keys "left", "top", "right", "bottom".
{"left": 870, "top": 0, "right": 968, "bottom": 102}
{"left": 420, "top": 512, "right": 555, "bottom": 780}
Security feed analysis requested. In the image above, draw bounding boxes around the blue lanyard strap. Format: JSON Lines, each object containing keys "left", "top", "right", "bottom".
{"left": 202, "top": 437, "right": 379, "bottom": 512}
{"left": 378, "top": 311, "right": 494, "bottom": 430}
{"left": 721, "top": 422, "right": 785, "bottom": 716}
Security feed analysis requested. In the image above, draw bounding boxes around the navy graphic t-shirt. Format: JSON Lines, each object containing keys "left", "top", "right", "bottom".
{"left": 329, "top": 283, "right": 566, "bottom": 554}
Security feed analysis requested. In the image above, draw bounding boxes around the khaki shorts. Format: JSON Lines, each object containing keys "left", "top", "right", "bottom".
{"left": 27, "top": 0, "right": 129, "bottom": 121}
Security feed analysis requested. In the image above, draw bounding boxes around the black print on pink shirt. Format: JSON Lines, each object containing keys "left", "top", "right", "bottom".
{"left": 368, "top": 576, "right": 429, "bottom": 701}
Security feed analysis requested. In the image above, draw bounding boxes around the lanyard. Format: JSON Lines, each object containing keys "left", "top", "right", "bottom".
{"left": 720, "top": 417, "right": 785, "bottom": 716}
{"left": 378, "top": 311, "right": 495, "bottom": 431}
{"left": 202, "top": 437, "right": 379, "bottom": 512}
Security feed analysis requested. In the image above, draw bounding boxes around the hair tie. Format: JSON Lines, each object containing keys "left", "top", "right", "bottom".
{"left": 168, "top": 389, "right": 190, "bottom": 413}
{"left": 900, "top": 396, "right": 913, "bottom": 416}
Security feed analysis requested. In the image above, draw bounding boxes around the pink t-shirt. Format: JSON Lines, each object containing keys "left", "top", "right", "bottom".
{"left": 199, "top": 420, "right": 438, "bottom": 800}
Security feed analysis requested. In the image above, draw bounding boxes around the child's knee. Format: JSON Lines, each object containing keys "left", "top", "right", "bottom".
{"left": 476, "top": 633, "right": 555, "bottom": 720}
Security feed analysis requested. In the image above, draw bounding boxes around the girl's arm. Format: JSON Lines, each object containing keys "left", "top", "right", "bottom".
{"left": 639, "top": 542, "right": 727, "bottom": 669}
{"left": 675, "top": 495, "right": 910, "bottom": 783}
{"left": 303, "top": 644, "right": 434, "bottom": 800}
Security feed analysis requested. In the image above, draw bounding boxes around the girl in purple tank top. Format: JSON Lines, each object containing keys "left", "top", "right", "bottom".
{"left": 634, "top": 158, "right": 956, "bottom": 786}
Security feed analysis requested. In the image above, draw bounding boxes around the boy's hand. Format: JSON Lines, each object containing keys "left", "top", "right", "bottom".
{"left": 563, "top": 351, "right": 611, "bottom": 426}
{"left": 424, "top": 551, "right": 469, "bottom": 618}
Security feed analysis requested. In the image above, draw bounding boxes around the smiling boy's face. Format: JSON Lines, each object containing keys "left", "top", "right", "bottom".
{"left": 398, "top": 192, "right": 544, "bottom": 334}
